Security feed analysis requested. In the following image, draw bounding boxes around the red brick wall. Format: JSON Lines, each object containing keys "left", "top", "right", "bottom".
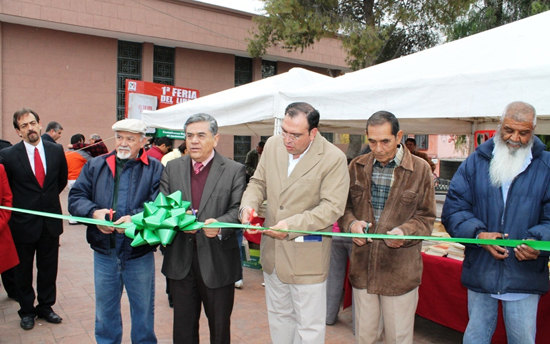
{"left": 1, "top": 23, "right": 117, "bottom": 150}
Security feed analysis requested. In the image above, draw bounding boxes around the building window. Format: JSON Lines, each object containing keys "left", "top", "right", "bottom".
{"left": 153, "top": 46, "right": 175, "bottom": 86}
{"left": 415, "top": 135, "right": 429, "bottom": 150}
{"left": 234, "top": 135, "right": 251, "bottom": 164}
{"left": 235, "top": 56, "right": 253, "bottom": 86}
{"left": 117, "top": 41, "right": 142, "bottom": 120}
{"left": 321, "top": 132, "right": 334, "bottom": 143}
{"left": 260, "top": 135, "right": 271, "bottom": 143}
{"left": 262, "top": 60, "right": 277, "bottom": 78}
{"left": 234, "top": 57, "right": 253, "bottom": 160}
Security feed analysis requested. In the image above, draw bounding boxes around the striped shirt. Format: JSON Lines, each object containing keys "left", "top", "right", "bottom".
{"left": 371, "top": 145, "right": 404, "bottom": 222}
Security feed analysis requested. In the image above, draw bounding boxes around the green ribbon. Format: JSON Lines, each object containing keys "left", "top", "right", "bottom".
{"left": 203, "top": 223, "right": 550, "bottom": 251}
{"left": 0, "top": 205, "right": 132, "bottom": 228}
{"left": 2, "top": 196, "right": 550, "bottom": 250}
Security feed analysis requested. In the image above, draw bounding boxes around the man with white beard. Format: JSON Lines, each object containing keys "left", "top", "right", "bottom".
{"left": 69, "top": 119, "right": 163, "bottom": 344}
{"left": 442, "top": 101, "right": 550, "bottom": 344}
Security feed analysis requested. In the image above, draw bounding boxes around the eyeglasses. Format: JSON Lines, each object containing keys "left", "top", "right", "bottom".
{"left": 280, "top": 130, "right": 304, "bottom": 142}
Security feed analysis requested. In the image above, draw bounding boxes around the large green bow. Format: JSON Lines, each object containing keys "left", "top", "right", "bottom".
{"left": 124, "top": 191, "right": 201, "bottom": 247}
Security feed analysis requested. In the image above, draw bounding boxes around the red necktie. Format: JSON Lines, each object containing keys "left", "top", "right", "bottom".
{"left": 34, "top": 147, "right": 45, "bottom": 188}
{"left": 194, "top": 162, "right": 203, "bottom": 175}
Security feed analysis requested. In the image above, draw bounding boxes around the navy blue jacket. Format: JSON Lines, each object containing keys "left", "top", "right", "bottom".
{"left": 68, "top": 150, "right": 163, "bottom": 261}
{"left": 442, "top": 137, "right": 550, "bottom": 295}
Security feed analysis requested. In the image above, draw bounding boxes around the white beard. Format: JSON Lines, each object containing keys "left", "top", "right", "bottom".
{"left": 489, "top": 134, "right": 533, "bottom": 187}
{"left": 116, "top": 149, "right": 131, "bottom": 159}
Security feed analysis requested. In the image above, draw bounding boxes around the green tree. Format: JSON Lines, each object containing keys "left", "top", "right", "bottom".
{"left": 536, "top": 135, "right": 550, "bottom": 151}
{"left": 248, "top": 0, "right": 474, "bottom": 70}
{"left": 447, "top": 0, "right": 550, "bottom": 40}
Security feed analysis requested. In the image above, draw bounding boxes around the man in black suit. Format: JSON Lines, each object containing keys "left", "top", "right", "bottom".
{"left": 41, "top": 121, "right": 63, "bottom": 143}
{"left": 0, "top": 138, "right": 11, "bottom": 150}
{"left": 0, "top": 108, "right": 68, "bottom": 330}
{"left": 161, "top": 113, "right": 246, "bottom": 344}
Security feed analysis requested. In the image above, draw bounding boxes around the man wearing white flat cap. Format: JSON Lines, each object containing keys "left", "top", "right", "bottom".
{"left": 69, "top": 118, "right": 163, "bottom": 344}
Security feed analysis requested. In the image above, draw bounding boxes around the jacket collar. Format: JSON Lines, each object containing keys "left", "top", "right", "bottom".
{"left": 477, "top": 136, "right": 546, "bottom": 160}
{"left": 354, "top": 144, "right": 415, "bottom": 172}
{"left": 105, "top": 148, "right": 149, "bottom": 178}
{"left": 277, "top": 133, "right": 325, "bottom": 193}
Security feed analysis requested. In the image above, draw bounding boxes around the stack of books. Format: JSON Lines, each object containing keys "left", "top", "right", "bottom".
{"left": 447, "top": 243, "right": 466, "bottom": 261}
{"left": 421, "top": 227, "right": 466, "bottom": 260}
{"left": 424, "top": 243, "right": 450, "bottom": 257}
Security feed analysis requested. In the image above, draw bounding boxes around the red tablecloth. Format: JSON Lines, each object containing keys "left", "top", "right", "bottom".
{"left": 417, "top": 253, "right": 550, "bottom": 344}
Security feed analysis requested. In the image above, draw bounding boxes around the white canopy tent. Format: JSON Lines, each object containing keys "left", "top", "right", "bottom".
{"left": 141, "top": 68, "right": 331, "bottom": 136}
{"left": 282, "top": 10, "right": 550, "bottom": 135}
{"left": 143, "top": 11, "right": 550, "bottom": 135}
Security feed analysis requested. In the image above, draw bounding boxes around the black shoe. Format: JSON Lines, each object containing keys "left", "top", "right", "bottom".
{"left": 168, "top": 295, "right": 173, "bottom": 308}
{"left": 7, "top": 294, "right": 18, "bottom": 302}
{"left": 20, "top": 316, "right": 35, "bottom": 330}
{"left": 38, "top": 312, "right": 62, "bottom": 324}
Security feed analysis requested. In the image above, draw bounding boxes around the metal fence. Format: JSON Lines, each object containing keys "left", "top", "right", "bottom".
{"left": 434, "top": 178, "right": 451, "bottom": 193}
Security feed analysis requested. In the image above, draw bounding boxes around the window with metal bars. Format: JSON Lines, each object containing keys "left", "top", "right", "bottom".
{"left": 235, "top": 56, "right": 253, "bottom": 86}
{"left": 321, "top": 132, "right": 334, "bottom": 143}
{"left": 415, "top": 135, "right": 429, "bottom": 150}
{"left": 234, "top": 136, "right": 251, "bottom": 164}
{"left": 117, "top": 41, "right": 142, "bottom": 120}
{"left": 234, "top": 57, "right": 253, "bottom": 160}
{"left": 261, "top": 60, "right": 277, "bottom": 79}
{"left": 153, "top": 46, "right": 175, "bottom": 86}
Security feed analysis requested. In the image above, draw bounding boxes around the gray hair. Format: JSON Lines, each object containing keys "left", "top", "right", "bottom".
{"left": 90, "top": 133, "right": 101, "bottom": 140}
{"left": 366, "top": 110, "right": 400, "bottom": 136}
{"left": 501, "top": 101, "right": 537, "bottom": 127}
{"left": 45, "top": 121, "right": 63, "bottom": 132}
{"left": 184, "top": 113, "right": 218, "bottom": 135}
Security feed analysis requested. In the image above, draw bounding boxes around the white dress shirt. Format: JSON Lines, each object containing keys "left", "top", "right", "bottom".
{"left": 23, "top": 140, "right": 47, "bottom": 175}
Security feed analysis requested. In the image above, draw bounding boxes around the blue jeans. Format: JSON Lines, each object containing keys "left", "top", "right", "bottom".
{"left": 464, "top": 289, "right": 540, "bottom": 344}
{"left": 94, "top": 251, "right": 157, "bottom": 344}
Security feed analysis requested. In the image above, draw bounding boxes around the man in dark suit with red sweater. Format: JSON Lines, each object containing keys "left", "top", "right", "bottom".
{"left": 160, "top": 113, "right": 246, "bottom": 344}
{"left": 0, "top": 108, "right": 68, "bottom": 330}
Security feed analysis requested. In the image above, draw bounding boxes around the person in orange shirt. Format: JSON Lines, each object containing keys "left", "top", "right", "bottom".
{"left": 65, "top": 134, "right": 91, "bottom": 224}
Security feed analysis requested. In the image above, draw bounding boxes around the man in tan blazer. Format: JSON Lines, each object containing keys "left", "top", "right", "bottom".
{"left": 240, "top": 102, "right": 349, "bottom": 344}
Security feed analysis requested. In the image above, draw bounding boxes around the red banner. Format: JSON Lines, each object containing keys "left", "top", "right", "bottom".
{"left": 474, "top": 130, "right": 496, "bottom": 148}
{"left": 125, "top": 79, "right": 199, "bottom": 119}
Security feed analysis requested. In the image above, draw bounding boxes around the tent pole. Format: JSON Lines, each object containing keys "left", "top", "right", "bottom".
{"left": 469, "top": 121, "right": 477, "bottom": 154}
{"left": 274, "top": 118, "right": 282, "bottom": 136}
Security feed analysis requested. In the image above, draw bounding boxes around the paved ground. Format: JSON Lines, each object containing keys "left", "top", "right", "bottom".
{"left": 0, "top": 190, "right": 462, "bottom": 343}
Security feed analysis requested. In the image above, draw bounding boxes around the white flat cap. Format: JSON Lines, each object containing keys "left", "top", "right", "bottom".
{"left": 112, "top": 119, "right": 147, "bottom": 134}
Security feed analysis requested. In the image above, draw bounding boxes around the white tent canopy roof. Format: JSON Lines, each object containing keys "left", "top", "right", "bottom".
{"left": 141, "top": 68, "right": 331, "bottom": 136}
{"left": 143, "top": 11, "right": 550, "bottom": 136}
{"left": 282, "top": 11, "right": 550, "bottom": 135}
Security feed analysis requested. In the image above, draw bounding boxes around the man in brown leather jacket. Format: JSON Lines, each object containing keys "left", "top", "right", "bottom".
{"left": 339, "top": 111, "right": 436, "bottom": 344}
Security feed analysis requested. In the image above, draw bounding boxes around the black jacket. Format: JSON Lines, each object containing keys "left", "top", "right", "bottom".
{"left": 0, "top": 140, "right": 68, "bottom": 243}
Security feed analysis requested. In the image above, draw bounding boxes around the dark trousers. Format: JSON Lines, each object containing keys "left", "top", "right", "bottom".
{"left": 159, "top": 245, "right": 172, "bottom": 303}
{"left": 1, "top": 268, "right": 17, "bottom": 298}
{"left": 14, "top": 228, "right": 59, "bottom": 318}
{"left": 170, "top": 246, "right": 235, "bottom": 344}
